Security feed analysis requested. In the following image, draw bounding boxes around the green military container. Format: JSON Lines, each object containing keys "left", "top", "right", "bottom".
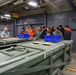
{"left": 0, "top": 40, "right": 73, "bottom": 75}
{"left": 0, "top": 38, "right": 33, "bottom": 46}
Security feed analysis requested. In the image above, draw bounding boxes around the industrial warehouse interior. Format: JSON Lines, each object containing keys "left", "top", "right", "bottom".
{"left": 0, "top": 0, "right": 76, "bottom": 75}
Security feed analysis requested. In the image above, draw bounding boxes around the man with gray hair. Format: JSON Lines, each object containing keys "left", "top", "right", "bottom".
{"left": 1, "top": 27, "right": 10, "bottom": 39}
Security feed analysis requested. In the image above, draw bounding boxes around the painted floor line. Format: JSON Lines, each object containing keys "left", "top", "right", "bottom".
{"left": 66, "top": 67, "right": 76, "bottom": 72}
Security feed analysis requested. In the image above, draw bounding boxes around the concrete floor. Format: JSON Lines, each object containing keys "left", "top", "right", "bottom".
{"left": 63, "top": 52, "right": 76, "bottom": 75}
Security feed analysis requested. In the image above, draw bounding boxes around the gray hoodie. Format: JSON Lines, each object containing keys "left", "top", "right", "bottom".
{"left": 53, "top": 31, "right": 63, "bottom": 40}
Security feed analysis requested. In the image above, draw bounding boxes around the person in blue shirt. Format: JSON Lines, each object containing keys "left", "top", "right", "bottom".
{"left": 1, "top": 27, "right": 10, "bottom": 39}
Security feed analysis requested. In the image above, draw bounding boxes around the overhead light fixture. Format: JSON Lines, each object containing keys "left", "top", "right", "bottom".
{"left": 28, "top": 1, "right": 38, "bottom": 7}
{"left": 4, "top": 14, "right": 11, "bottom": 17}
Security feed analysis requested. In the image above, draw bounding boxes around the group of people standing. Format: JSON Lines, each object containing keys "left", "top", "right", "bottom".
{"left": 20, "top": 25, "right": 72, "bottom": 40}
{"left": 0, "top": 25, "right": 72, "bottom": 40}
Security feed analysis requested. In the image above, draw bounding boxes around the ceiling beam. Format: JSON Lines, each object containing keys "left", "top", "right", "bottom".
{"left": 65, "top": 0, "right": 76, "bottom": 10}
{"left": 53, "top": 0, "right": 63, "bottom": 3}
{"left": 20, "top": 8, "right": 46, "bottom": 16}
{"left": 0, "top": 0, "right": 9, "bottom": 4}
{"left": 44, "top": 0, "right": 60, "bottom": 10}
{"left": 0, "top": 0, "right": 14, "bottom": 7}
{"left": 48, "top": 8, "right": 72, "bottom": 14}
{"left": 2, "top": 4, "right": 27, "bottom": 12}
{"left": 0, "top": 2, "right": 27, "bottom": 12}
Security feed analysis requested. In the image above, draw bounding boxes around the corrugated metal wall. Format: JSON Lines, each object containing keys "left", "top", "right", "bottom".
{"left": 47, "top": 11, "right": 76, "bottom": 28}
{"left": 16, "top": 13, "right": 45, "bottom": 34}
{"left": 17, "top": 13, "right": 45, "bottom": 24}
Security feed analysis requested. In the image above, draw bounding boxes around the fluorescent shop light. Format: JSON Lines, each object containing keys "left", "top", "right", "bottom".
{"left": 28, "top": 1, "right": 38, "bottom": 7}
{"left": 4, "top": 14, "right": 11, "bottom": 17}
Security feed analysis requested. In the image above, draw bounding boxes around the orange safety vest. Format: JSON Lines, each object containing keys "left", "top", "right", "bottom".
{"left": 66, "top": 28, "right": 72, "bottom": 32}
{"left": 28, "top": 29, "right": 36, "bottom": 37}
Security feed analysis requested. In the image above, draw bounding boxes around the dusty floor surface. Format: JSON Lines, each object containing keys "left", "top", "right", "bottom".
{"left": 63, "top": 52, "right": 76, "bottom": 75}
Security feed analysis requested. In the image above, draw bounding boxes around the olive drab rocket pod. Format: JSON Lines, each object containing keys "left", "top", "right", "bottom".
{"left": 0, "top": 39, "right": 73, "bottom": 75}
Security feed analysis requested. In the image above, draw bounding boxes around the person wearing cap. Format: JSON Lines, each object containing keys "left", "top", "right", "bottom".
{"left": 1, "top": 27, "right": 10, "bottom": 39}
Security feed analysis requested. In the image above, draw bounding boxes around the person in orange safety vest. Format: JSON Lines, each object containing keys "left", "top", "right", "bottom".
{"left": 64, "top": 25, "right": 72, "bottom": 40}
{"left": 28, "top": 26, "right": 36, "bottom": 37}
